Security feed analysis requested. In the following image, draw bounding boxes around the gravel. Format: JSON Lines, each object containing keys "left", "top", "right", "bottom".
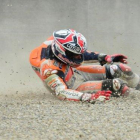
{"left": 0, "top": 89, "right": 140, "bottom": 140}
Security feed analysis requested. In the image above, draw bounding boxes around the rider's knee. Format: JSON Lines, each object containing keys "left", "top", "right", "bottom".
{"left": 102, "top": 78, "right": 130, "bottom": 97}
{"left": 105, "top": 63, "right": 133, "bottom": 79}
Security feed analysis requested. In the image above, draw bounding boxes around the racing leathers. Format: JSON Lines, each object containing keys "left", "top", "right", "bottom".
{"left": 29, "top": 36, "right": 140, "bottom": 103}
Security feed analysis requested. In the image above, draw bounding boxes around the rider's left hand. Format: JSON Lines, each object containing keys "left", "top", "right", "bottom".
{"left": 98, "top": 53, "right": 128, "bottom": 65}
{"left": 105, "top": 54, "right": 128, "bottom": 64}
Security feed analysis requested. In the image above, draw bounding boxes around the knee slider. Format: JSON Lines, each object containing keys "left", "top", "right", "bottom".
{"left": 102, "top": 79, "right": 127, "bottom": 97}
{"left": 110, "top": 65, "right": 122, "bottom": 78}
{"left": 102, "top": 79, "right": 120, "bottom": 92}
{"left": 105, "top": 64, "right": 121, "bottom": 79}
{"left": 106, "top": 64, "right": 133, "bottom": 79}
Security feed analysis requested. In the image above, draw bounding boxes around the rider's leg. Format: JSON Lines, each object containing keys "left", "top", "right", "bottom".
{"left": 75, "top": 65, "right": 106, "bottom": 81}
{"left": 75, "top": 79, "right": 129, "bottom": 97}
{"left": 75, "top": 65, "right": 129, "bottom": 96}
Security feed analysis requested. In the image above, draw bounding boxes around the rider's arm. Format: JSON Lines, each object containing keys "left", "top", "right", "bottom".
{"left": 44, "top": 73, "right": 111, "bottom": 103}
{"left": 44, "top": 74, "right": 84, "bottom": 101}
{"left": 83, "top": 51, "right": 99, "bottom": 63}
{"left": 39, "top": 61, "right": 85, "bottom": 101}
{"left": 83, "top": 51, "right": 128, "bottom": 65}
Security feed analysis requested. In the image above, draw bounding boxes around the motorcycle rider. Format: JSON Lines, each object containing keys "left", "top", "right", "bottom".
{"left": 29, "top": 29, "right": 140, "bottom": 103}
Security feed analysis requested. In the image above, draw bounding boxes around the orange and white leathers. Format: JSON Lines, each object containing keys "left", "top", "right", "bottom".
{"left": 30, "top": 36, "right": 138, "bottom": 101}
{"left": 29, "top": 36, "right": 110, "bottom": 102}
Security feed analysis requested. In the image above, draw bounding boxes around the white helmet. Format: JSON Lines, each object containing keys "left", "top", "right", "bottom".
{"left": 51, "top": 29, "right": 87, "bottom": 67}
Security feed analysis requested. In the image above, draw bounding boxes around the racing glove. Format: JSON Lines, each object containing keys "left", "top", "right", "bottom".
{"left": 81, "top": 90, "right": 112, "bottom": 104}
{"left": 98, "top": 53, "right": 128, "bottom": 66}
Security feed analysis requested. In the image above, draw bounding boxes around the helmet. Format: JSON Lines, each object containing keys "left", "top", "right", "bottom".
{"left": 51, "top": 29, "right": 87, "bottom": 67}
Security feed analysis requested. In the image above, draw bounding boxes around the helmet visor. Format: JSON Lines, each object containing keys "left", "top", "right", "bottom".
{"left": 65, "top": 50, "right": 84, "bottom": 65}
{"left": 52, "top": 42, "right": 84, "bottom": 67}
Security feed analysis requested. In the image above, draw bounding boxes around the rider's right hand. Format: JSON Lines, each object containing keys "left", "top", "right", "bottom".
{"left": 81, "top": 90, "right": 112, "bottom": 104}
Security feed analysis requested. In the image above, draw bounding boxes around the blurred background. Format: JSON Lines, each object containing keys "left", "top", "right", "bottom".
{"left": 1, "top": 0, "right": 140, "bottom": 94}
